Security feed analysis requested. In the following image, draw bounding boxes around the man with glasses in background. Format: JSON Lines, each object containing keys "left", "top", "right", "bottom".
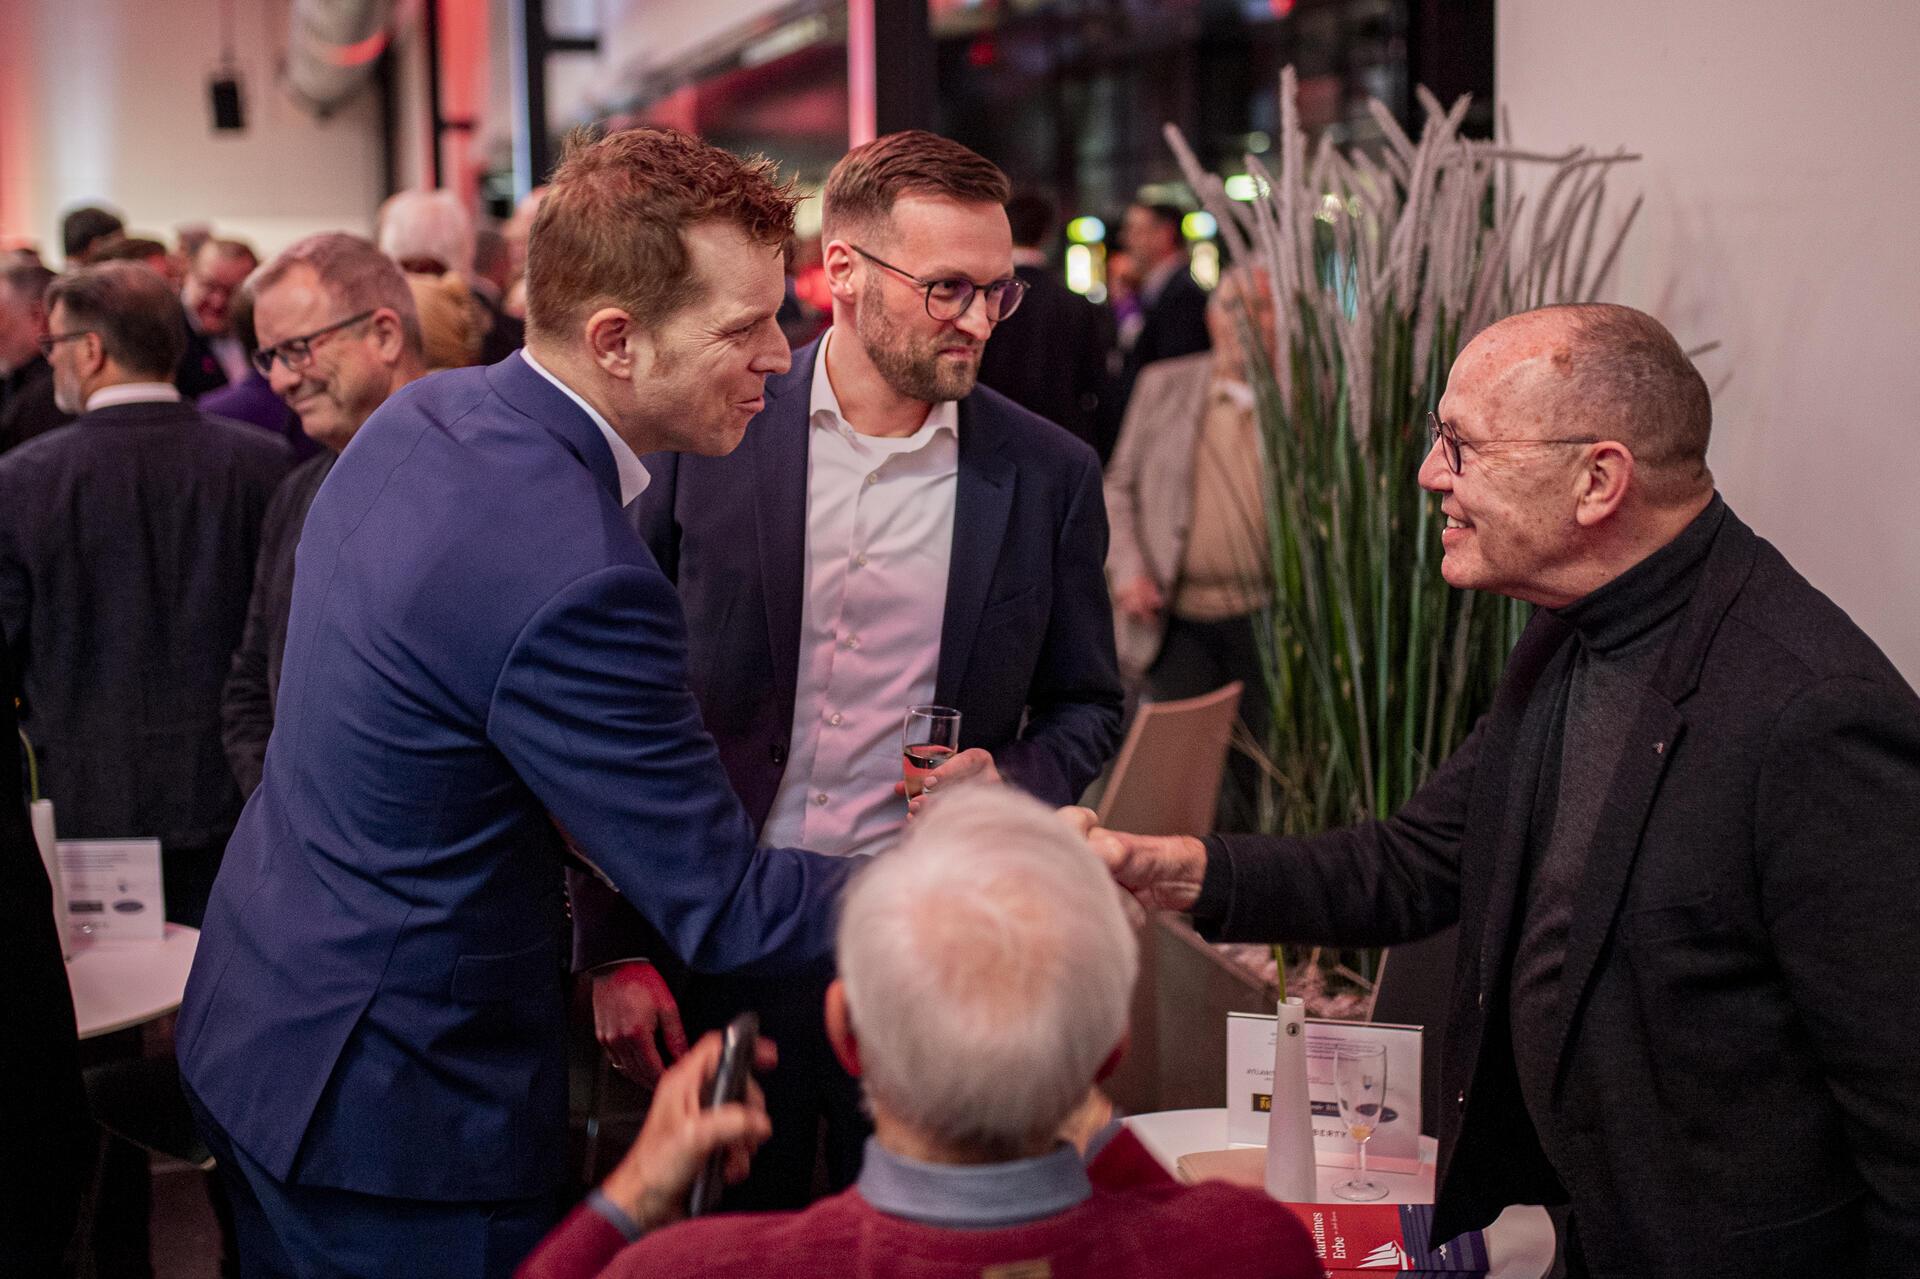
{"left": 220, "top": 233, "right": 428, "bottom": 798}
{"left": 570, "top": 130, "right": 1123, "bottom": 1210}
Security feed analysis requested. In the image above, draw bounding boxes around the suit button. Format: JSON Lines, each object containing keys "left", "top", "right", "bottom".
{"left": 770, "top": 744, "right": 786, "bottom": 766}
{"left": 1456, "top": 1090, "right": 1467, "bottom": 1111}
{"left": 1477, "top": 990, "right": 1485, "bottom": 1010}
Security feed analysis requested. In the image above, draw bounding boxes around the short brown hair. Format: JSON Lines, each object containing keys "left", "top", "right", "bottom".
{"left": 821, "top": 131, "right": 1011, "bottom": 241}
{"left": 525, "top": 127, "right": 797, "bottom": 340}
{"left": 46, "top": 262, "right": 186, "bottom": 379}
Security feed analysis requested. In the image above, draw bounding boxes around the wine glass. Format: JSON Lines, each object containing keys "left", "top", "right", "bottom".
{"left": 902, "top": 705, "right": 962, "bottom": 798}
{"left": 1331, "top": 1042, "right": 1390, "bottom": 1201}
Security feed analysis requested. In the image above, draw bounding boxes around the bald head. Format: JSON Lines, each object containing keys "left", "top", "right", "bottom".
{"left": 1464, "top": 304, "right": 1713, "bottom": 506}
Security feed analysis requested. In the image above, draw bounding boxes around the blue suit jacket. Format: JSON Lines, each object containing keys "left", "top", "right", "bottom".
{"left": 176, "top": 354, "right": 855, "bottom": 1202}
{"left": 572, "top": 339, "right": 1124, "bottom": 969}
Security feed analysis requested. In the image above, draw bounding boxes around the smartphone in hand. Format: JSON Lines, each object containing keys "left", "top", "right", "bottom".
{"left": 687, "top": 1012, "right": 759, "bottom": 1217}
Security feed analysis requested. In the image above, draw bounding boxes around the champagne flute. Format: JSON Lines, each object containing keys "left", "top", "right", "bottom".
{"left": 902, "top": 705, "right": 962, "bottom": 798}
{"left": 1331, "top": 1042, "right": 1389, "bottom": 1201}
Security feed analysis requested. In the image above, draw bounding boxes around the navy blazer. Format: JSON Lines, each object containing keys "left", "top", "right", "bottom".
{"left": 572, "top": 339, "right": 1124, "bottom": 969}
{"left": 177, "top": 354, "right": 856, "bottom": 1203}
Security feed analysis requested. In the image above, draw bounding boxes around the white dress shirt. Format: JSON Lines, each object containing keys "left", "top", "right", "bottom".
{"left": 86, "top": 382, "right": 183, "bottom": 411}
{"left": 520, "top": 349, "right": 651, "bottom": 506}
{"left": 759, "top": 332, "right": 960, "bottom": 858}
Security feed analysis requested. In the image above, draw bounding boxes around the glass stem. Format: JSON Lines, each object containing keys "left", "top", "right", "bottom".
{"left": 1355, "top": 1138, "right": 1367, "bottom": 1182}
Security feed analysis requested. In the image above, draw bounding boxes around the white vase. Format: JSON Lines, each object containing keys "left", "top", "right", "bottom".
{"left": 1264, "top": 995, "right": 1317, "bottom": 1201}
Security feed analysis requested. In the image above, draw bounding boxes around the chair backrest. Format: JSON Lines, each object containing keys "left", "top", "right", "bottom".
{"left": 1096, "top": 681, "right": 1244, "bottom": 836}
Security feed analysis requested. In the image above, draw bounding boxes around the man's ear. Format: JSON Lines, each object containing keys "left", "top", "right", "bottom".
{"left": 821, "top": 240, "right": 861, "bottom": 306}
{"left": 1573, "top": 439, "right": 1635, "bottom": 528}
{"left": 584, "top": 306, "right": 643, "bottom": 382}
{"left": 77, "top": 330, "right": 108, "bottom": 381}
{"left": 367, "top": 308, "right": 407, "bottom": 364}
{"left": 1094, "top": 1028, "right": 1130, "bottom": 1084}
{"left": 824, "top": 980, "right": 862, "bottom": 1079}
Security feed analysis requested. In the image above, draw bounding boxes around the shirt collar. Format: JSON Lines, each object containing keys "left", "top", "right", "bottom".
{"left": 809, "top": 329, "right": 959, "bottom": 444}
{"left": 855, "top": 1138, "right": 1092, "bottom": 1230}
{"left": 519, "top": 349, "right": 650, "bottom": 507}
{"left": 86, "top": 383, "right": 182, "bottom": 412}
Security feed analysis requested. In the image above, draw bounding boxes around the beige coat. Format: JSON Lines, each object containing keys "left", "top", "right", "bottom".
{"left": 1102, "top": 351, "right": 1215, "bottom": 681}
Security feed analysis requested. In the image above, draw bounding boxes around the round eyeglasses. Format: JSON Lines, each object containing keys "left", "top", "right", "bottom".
{"left": 1426, "top": 411, "right": 1602, "bottom": 474}
{"left": 848, "top": 244, "right": 1028, "bottom": 323}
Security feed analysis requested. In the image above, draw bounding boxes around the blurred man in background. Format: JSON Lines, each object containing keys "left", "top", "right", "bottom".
{"left": 221, "top": 233, "right": 427, "bottom": 798}
{"left": 61, "top": 204, "right": 124, "bottom": 266}
{"left": 0, "top": 258, "right": 73, "bottom": 453}
{"left": 975, "top": 191, "right": 1114, "bottom": 456}
{"left": 177, "top": 237, "right": 259, "bottom": 396}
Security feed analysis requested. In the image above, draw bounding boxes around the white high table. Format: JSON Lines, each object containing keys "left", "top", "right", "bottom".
{"left": 65, "top": 923, "right": 200, "bottom": 1039}
{"left": 1125, "top": 1108, "right": 1557, "bottom": 1279}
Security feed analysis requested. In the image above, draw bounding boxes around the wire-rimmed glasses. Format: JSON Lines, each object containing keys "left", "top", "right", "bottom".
{"left": 1426, "top": 411, "right": 1602, "bottom": 474}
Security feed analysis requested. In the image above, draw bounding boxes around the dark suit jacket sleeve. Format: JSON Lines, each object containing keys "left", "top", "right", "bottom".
{"left": 1196, "top": 717, "right": 1483, "bottom": 947}
{"left": 1755, "top": 675, "right": 1920, "bottom": 1259}
{"left": 567, "top": 449, "right": 685, "bottom": 974}
{"left": 993, "top": 447, "right": 1126, "bottom": 806}
{"left": 491, "top": 563, "right": 853, "bottom": 976}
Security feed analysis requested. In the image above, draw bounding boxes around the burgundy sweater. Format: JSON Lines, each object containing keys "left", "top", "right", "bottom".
{"left": 518, "top": 1130, "right": 1320, "bottom": 1279}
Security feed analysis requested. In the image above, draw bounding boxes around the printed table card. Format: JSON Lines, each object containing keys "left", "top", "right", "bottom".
{"left": 59, "top": 839, "right": 165, "bottom": 943}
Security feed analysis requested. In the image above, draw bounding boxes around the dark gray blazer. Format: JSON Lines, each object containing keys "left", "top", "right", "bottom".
{"left": 1197, "top": 504, "right": 1920, "bottom": 1277}
{"left": 0, "top": 400, "right": 288, "bottom": 846}
{"left": 221, "top": 450, "right": 336, "bottom": 798}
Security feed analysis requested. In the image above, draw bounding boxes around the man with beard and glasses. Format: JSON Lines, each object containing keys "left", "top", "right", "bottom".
{"left": 569, "top": 130, "right": 1124, "bottom": 1211}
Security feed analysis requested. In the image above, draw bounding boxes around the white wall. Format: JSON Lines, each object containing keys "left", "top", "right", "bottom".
{"left": 5, "top": 0, "right": 386, "bottom": 256}
{"left": 1499, "top": 0, "right": 1920, "bottom": 679}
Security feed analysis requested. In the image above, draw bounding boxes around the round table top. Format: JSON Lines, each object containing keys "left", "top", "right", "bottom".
{"left": 1123, "top": 1108, "right": 1557, "bottom": 1279}
{"left": 65, "top": 923, "right": 199, "bottom": 1039}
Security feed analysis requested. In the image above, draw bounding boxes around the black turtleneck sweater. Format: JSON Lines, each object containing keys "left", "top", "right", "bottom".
{"left": 1507, "top": 495, "right": 1726, "bottom": 1150}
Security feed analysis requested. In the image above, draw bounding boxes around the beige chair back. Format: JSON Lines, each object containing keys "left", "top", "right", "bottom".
{"left": 1096, "top": 681, "right": 1244, "bottom": 836}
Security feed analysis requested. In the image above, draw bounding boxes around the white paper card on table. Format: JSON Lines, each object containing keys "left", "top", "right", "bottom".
{"left": 58, "top": 838, "right": 165, "bottom": 944}
{"left": 1263, "top": 997, "right": 1317, "bottom": 1200}
{"left": 1226, "top": 1012, "right": 1425, "bottom": 1174}
{"left": 31, "top": 799, "right": 72, "bottom": 959}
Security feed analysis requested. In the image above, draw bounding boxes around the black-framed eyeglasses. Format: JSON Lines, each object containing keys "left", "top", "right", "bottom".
{"left": 37, "top": 331, "right": 93, "bottom": 358}
{"left": 847, "top": 244, "right": 1028, "bottom": 322}
{"left": 1426, "top": 411, "right": 1602, "bottom": 475}
{"left": 252, "top": 310, "right": 376, "bottom": 377}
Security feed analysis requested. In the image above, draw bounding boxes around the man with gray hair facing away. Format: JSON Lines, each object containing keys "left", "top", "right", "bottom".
{"left": 221, "top": 233, "right": 428, "bottom": 797}
{"left": 519, "top": 786, "right": 1319, "bottom": 1279}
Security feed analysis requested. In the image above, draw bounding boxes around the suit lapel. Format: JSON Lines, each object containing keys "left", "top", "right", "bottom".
{"left": 1546, "top": 501, "right": 1758, "bottom": 1090}
{"left": 487, "top": 353, "right": 622, "bottom": 501}
{"left": 752, "top": 346, "right": 818, "bottom": 716}
{"left": 934, "top": 396, "right": 1016, "bottom": 709}
{"left": 1469, "top": 611, "right": 1572, "bottom": 997}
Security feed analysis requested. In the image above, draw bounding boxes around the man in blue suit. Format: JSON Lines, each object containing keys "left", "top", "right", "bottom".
{"left": 570, "top": 131, "right": 1125, "bottom": 1209}
{"left": 177, "top": 128, "right": 859, "bottom": 1276}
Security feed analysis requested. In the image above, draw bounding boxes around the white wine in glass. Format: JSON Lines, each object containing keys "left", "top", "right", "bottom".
{"left": 1332, "top": 1042, "right": 1390, "bottom": 1201}
{"left": 901, "top": 705, "right": 961, "bottom": 798}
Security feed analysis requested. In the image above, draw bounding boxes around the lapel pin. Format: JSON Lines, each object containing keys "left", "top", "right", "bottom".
{"left": 1653, "top": 741, "right": 1666, "bottom": 755}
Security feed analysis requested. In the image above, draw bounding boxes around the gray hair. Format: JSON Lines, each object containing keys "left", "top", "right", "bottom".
{"left": 837, "top": 786, "right": 1138, "bottom": 1158}
{"left": 45, "top": 262, "right": 185, "bottom": 379}
{"left": 378, "top": 189, "right": 476, "bottom": 276}
{"left": 249, "top": 232, "right": 422, "bottom": 360}
{"left": 1527, "top": 303, "right": 1714, "bottom": 503}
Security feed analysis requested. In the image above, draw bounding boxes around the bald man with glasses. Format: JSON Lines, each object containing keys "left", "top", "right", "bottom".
{"left": 219, "top": 233, "right": 427, "bottom": 798}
